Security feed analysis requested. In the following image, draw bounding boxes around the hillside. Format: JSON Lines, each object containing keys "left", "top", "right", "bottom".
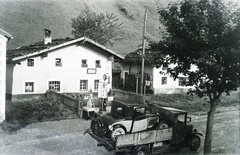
{"left": 0, "top": 0, "right": 170, "bottom": 56}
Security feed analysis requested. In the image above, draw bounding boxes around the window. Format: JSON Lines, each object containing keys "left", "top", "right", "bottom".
{"left": 179, "top": 77, "right": 188, "bottom": 86}
{"left": 81, "top": 59, "right": 88, "bottom": 67}
{"left": 94, "top": 80, "right": 99, "bottom": 91}
{"left": 80, "top": 80, "right": 88, "bottom": 91}
{"left": 95, "top": 60, "right": 101, "bottom": 68}
{"left": 161, "top": 77, "right": 167, "bottom": 85}
{"left": 162, "top": 63, "right": 168, "bottom": 70}
{"left": 27, "top": 59, "right": 34, "bottom": 67}
{"left": 25, "top": 82, "right": 34, "bottom": 92}
{"left": 55, "top": 58, "right": 62, "bottom": 67}
{"left": 49, "top": 81, "right": 60, "bottom": 91}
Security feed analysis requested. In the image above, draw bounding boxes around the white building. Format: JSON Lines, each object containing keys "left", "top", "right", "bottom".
{"left": 6, "top": 37, "right": 124, "bottom": 101}
{"left": 0, "top": 28, "right": 12, "bottom": 122}
{"left": 122, "top": 50, "right": 196, "bottom": 94}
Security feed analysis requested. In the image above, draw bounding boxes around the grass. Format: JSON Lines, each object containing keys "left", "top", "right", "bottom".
{"left": 1, "top": 98, "right": 78, "bottom": 132}
{"left": 146, "top": 91, "right": 239, "bottom": 113}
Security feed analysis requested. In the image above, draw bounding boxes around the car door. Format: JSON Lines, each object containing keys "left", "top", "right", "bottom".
{"left": 131, "top": 107, "right": 148, "bottom": 132}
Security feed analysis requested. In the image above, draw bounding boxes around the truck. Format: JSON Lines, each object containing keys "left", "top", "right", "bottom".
{"left": 85, "top": 100, "right": 202, "bottom": 155}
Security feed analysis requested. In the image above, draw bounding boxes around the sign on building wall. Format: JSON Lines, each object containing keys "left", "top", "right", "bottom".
{"left": 98, "top": 74, "right": 108, "bottom": 98}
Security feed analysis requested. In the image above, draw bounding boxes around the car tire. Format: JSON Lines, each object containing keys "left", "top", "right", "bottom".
{"left": 189, "top": 135, "right": 201, "bottom": 151}
{"left": 157, "top": 121, "right": 169, "bottom": 129}
{"left": 132, "top": 145, "right": 148, "bottom": 155}
{"left": 91, "top": 118, "right": 103, "bottom": 136}
{"left": 111, "top": 127, "right": 126, "bottom": 139}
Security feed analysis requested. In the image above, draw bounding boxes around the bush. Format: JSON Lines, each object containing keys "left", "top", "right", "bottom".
{"left": 2, "top": 98, "right": 77, "bottom": 132}
{"left": 147, "top": 93, "right": 210, "bottom": 112}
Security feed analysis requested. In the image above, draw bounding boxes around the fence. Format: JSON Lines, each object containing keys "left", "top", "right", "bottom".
{"left": 46, "top": 90, "right": 145, "bottom": 117}
{"left": 46, "top": 91, "right": 83, "bottom": 116}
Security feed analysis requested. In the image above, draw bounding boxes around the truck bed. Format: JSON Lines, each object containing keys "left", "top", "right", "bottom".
{"left": 85, "top": 127, "right": 173, "bottom": 152}
{"left": 116, "top": 128, "right": 173, "bottom": 148}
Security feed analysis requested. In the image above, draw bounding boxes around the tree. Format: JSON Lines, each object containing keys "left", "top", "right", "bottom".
{"left": 151, "top": 0, "right": 240, "bottom": 154}
{"left": 71, "top": 7, "right": 123, "bottom": 46}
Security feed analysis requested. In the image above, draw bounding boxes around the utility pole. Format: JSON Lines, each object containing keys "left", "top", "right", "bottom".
{"left": 140, "top": 9, "right": 147, "bottom": 96}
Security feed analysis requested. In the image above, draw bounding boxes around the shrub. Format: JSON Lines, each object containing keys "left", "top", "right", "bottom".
{"left": 2, "top": 98, "right": 77, "bottom": 132}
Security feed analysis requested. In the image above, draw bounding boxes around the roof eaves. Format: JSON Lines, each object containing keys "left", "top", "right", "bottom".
{"left": 83, "top": 37, "right": 124, "bottom": 60}
{"left": 0, "top": 28, "right": 13, "bottom": 40}
{"left": 11, "top": 36, "right": 124, "bottom": 62}
{"left": 12, "top": 37, "right": 85, "bottom": 61}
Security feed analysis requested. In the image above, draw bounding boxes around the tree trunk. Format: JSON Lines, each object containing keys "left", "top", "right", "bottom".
{"left": 204, "top": 101, "right": 218, "bottom": 154}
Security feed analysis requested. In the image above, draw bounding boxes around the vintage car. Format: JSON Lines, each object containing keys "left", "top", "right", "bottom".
{"left": 91, "top": 100, "right": 168, "bottom": 139}
{"left": 86, "top": 100, "right": 202, "bottom": 155}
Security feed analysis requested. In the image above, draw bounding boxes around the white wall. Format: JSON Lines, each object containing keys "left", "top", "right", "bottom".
{"left": 10, "top": 44, "right": 113, "bottom": 95}
{"left": 0, "top": 34, "right": 7, "bottom": 122}
{"left": 152, "top": 66, "right": 195, "bottom": 94}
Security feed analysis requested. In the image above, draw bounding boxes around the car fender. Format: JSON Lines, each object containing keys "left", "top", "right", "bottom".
{"left": 193, "top": 129, "right": 203, "bottom": 136}
{"left": 110, "top": 124, "right": 127, "bottom": 133}
{"left": 194, "top": 132, "right": 203, "bottom": 136}
{"left": 109, "top": 120, "right": 131, "bottom": 131}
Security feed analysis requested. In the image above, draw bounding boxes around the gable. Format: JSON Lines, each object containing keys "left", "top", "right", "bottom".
{"left": 7, "top": 37, "right": 124, "bottom": 63}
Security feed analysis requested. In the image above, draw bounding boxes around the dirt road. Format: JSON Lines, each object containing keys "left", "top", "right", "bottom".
{"left": 0, "top": 110, "right": 239, "bottom": 155}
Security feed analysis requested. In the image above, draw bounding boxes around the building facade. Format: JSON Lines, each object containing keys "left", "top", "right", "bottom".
{"left": 122, "top": 50, "right": 196, "bottom": 94}
{"left": 6, "top": 37, "right": 123, "bottom": 101}
{"left": 0, "top": 29, "right": 12, "bottom": 122}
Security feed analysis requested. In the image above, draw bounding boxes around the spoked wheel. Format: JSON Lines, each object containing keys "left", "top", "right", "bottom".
{"left": 189, "top": 135, "right": 201, "bottom": 151}
{"left": 91, "top": 118, "right": 103, "bottom": 136}
{"left": 111, "top": 127, "right": 126, "bottom": 139}
{"left": 132, "top": 145, "right": 148, "bottom": 155}
{"left": 157, "top": 121, "right": 169, "bottom": 129}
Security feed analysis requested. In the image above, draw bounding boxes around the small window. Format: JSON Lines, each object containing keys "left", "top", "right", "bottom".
{"left": 94, "top": 80, "right": 99, "bottom": 91}
{"left": 134, "top": 107, "right": 145, "bottom": 116}
{"left": 55, "top": 58, "right": 62, "bottom": 67}
{"left": 27, "top": 59, "right": 34, "bottom": 67}
{"left": 178, "top": 114, "right": 186, "bottom": 123}
{"left": 161, "top": 77, "right": 167, "bottom": 85}
{"left": 95, "top": 60, "right": 101, "bottom": 68}
{"left": 49, "top": 81, "right": 60, "bottom": 91}
{"left": 25, "top": 82, "right": 34, "bottom": 92}
{"left": 179, "top": 77, "right": 188, "bottom": 86}
{"left": 80, "top": 80, "right": 88, "bottom": 91}
{"left": 81, "top": 59, "right": 88, "bottom": 67}
{"left": 162, "top": 64, "right": 168, "bottom": 70}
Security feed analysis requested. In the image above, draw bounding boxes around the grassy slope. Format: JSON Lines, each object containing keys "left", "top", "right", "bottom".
{"left": 0, "top": 0, "right": 169, "bottom": 56}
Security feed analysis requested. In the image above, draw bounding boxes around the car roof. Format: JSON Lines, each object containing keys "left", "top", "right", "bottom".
{"left": 113, "top": 99, "right": 147, "bottom": 108}
{"left": 159, "top": 106, "right": 187, "bottom": 115}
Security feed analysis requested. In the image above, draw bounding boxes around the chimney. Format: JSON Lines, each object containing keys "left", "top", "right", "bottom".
{"left": 44, "top": 29, "right": 52, "bottom": 44}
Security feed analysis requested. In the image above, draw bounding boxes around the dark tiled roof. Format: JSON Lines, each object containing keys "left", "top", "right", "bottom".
{"left": 7, "top": 37, "right": 73, "bottom": 60}
{"left": 123, "top": 49, "right": 156, "bottom": 64}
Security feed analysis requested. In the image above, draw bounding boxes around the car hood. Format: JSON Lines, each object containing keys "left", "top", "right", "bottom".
{"left": 99, "top": 113, "right": 116, "bottom": 126}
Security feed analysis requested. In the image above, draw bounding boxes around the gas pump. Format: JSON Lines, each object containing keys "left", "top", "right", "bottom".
{"left": 98, "top": 73, "right": 108, "bottom": 113}
{"left": 82, "top": 89, "right": 95, "bottom": 120}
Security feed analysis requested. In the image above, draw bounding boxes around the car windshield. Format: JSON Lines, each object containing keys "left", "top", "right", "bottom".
{"left": 178, "top": 114, "right": 186, "bottom": 123}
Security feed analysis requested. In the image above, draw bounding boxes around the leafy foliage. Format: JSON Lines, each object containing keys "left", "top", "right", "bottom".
{"left": 152, "top": 0, "right": 240, "bottom": 153}
{"left": 71, "top": 7, "right": 123, "bottom": 46}
{"left": 152, "top": 0, "right": 240, "bottom": 103}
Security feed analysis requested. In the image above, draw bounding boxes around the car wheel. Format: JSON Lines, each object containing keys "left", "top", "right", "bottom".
{"left": 189, "top": 135, "right": 201, "bottom": 151}
{"left": 157, "top": 121, "right": 169, "bottom": 129}
{"left": 132, "top": 145, "right": 148, "bottom": 155}
{"left": 91, "top": 118, "right": 103, "bottom": 136}
{"left": 111, "top": 127, "right": 125, "bottom": 139}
